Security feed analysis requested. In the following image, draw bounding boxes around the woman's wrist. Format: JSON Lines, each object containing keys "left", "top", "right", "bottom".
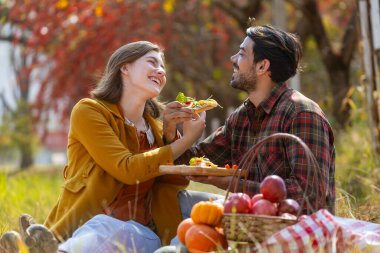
{"left": 163, "top": 123, "right": 177, "bottom": 144}
{"left": 170, "top": 136, "right": 193, "bottom": 160}
{"left": 163, "top": 132, "right": 177, "bottom": 144}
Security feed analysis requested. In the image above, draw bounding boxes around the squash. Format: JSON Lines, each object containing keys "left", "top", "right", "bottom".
{"left": 177, "top": 218, "right": 194, "bottom": 244}
{"left": 190, "top": 200, "right": 223, "bottom": 227}
{"left": 185, "top": 224, "right": 227, "bottom": 253}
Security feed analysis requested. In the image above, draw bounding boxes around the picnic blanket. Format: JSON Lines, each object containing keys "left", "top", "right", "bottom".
{"left": 257, "top": 209, "right": 380, "bottom": 253}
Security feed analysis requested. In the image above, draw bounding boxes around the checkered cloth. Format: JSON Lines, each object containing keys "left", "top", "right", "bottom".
{"left": 258, "top": 209, "right": 380, "bottom": 253}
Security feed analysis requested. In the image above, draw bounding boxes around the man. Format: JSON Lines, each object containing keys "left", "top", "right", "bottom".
{"left": 164, "top": 24, "right": 335, "bottom": 214}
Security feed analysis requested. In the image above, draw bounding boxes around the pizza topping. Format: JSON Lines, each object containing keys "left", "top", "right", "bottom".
{"left": 189, "top": 157, "right": 218, "bottom": 168}
{"left": 225, "top": 164, "right": 238, "bottom": 169}
{"left": 175, "top": 92, "right": 222, "bottom": 112}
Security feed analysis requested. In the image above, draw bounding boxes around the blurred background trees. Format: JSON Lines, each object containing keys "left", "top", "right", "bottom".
{"left": 0, "top": 0, "right": 378, "bottom": 191}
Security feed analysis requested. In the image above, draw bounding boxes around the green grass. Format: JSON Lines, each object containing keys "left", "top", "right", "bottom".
{"left": 0, "top": 168, "right": 62, "bottom": 234}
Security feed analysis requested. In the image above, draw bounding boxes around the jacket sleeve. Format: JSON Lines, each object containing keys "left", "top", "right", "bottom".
{"left": 70, "top": 101, "right": 174, "bottom": 185}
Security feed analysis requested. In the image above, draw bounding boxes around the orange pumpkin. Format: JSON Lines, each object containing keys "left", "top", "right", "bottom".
{"left": 185, "top": 224, "right": 227, "bottom": 253}
{"left": 190, "top": 201, "right": 223, "bottom": 226}
{"left": 177, "top": 218, "right": 194, "bottom": 244}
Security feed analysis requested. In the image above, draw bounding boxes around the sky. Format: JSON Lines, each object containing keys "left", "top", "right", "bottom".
{"left": 0, "top": 41, "right": 15, "bottom": 112}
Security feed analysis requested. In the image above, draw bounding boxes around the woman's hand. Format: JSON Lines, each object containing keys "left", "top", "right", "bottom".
{"left": 163, "top": 101, "right": 195, "bottom": 143}
{"left": 182, "top": 111, "right": 206, "bottom": 143}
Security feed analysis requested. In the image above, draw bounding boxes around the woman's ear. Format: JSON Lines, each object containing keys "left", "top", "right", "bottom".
{"left": 120, "top": 65, "right": 128, "bottom": 75}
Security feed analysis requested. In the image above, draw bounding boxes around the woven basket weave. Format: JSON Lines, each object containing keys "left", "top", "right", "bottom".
{"left": 222, "top": 133, "right": 325, "bottom": 243}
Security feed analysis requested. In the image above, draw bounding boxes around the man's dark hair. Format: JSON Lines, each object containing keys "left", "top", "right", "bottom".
{"left": 246, "top": 25, "right": 302, "bottom": 83}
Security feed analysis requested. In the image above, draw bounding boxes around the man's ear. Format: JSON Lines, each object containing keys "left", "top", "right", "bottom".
{"left": 256, "top": 59, "right": 270, "bottom": 74}
{"left": 120, "top": 65, "right": 128, "bottom": 75}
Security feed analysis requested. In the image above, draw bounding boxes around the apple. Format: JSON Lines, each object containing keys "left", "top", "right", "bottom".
{"left": 250, "top": 193, "right": 264, "bottom": 207}
{"left": 260, "top": 175, "right": 287, "bottom": 203}
{"left": 223, "top": 193, "right": 251, "bottom": 213}
{"left": 278, "top": 199, "right": 300, "bottom": 216}
{"left": 251, "top": 199, "right": 277, "bottom": 216}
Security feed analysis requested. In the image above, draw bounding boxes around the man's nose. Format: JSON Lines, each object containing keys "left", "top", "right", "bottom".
{"left": 230, "top": 53, "right": 237, "bottom": 62}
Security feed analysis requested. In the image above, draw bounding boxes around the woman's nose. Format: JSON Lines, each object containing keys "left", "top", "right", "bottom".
{"left": 156, "top": 67, "right": 166, "bottom": 77}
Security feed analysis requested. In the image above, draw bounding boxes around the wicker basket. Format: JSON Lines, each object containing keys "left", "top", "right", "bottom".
{"left": 222, "top": 133, "right": 325, "bottom": 243}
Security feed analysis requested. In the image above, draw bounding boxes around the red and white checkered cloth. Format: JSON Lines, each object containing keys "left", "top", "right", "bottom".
{"left": 258, "top": 209, "right": 380, "bottom": 253}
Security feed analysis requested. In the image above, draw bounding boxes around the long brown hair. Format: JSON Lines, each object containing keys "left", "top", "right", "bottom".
{"left": 91, "top": 41, "right": 165, "bottom": 118}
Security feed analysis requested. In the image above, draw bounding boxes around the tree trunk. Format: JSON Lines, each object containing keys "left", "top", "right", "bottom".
{"left": 19, "top": 141, "right": 34, "bottom": 169}
{"left": 327, "top": 65, "right": 351, "bottom": 127}
{"left": 14, "top": 100, "right": 35, "bottom": 170}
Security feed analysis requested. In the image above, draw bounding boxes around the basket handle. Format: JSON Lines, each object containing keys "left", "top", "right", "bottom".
{"left": 224, "top": 133, "right": 326, "bottom": 215}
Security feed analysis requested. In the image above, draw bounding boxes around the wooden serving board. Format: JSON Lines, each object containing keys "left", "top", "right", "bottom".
{"left": 159, "top": 165, "right": 246, "bottom": 177}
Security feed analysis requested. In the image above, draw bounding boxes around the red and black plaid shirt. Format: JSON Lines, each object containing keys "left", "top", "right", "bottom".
{"left": 176, "top": 83, "right": 335, "bottom": 214}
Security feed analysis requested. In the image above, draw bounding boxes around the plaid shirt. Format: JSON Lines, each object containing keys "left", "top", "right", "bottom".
{"left": 176, "top": 83, "right": 335, "bottom": 214}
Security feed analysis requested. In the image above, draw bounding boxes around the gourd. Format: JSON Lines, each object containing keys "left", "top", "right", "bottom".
{"left": 190, "top": 200, "right": 223, "bottom": 227}
{"left": 185, "top": 224, "right": 227, "bottom": 253}
{"left": 176, "top": 218, "right": 194, "bottom": 244}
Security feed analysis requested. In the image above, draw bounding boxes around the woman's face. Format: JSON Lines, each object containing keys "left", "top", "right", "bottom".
{"left": 122, "top": 50, "right": 166, "bottom": 99}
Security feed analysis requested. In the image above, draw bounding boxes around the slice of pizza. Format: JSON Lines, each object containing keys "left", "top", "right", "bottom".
{"left": 176, "top": 92, "right": 222, "bottom": 113}
{"left": 189, "top": 157, "right": 218, "bottom": 168}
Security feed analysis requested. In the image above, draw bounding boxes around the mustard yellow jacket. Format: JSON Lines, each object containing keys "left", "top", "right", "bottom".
{"left": 44, "top": 98, "right": 188, "bottom": 245}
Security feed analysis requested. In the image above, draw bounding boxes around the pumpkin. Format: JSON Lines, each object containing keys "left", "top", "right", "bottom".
{"left": 177, "top": 218, "right": 194, "bottom": 244}
{"left": 185, "top": 224, "right": 227, "bottom": 253}
{"left": 190, "top": 201, "right": 223, "bottom": 227}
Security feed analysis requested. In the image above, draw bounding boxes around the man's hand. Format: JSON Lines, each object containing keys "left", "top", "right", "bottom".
{"left": 186, "top": 175, "right": 235, "bottom": 190}
{"left": 163, "top": 101, "right": 195, "bottom": 143}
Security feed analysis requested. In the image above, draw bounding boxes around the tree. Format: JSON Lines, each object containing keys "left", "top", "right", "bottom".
{"left": 0, "top": 18, "right": 41, "bottom": 169}
{"left": 291, "top": 0, "right": 358, "bottom": 127}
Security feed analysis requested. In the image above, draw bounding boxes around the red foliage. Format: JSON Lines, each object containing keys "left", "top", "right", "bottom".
{"left": 3, "top": 0, "right": 239, "bottom": 127}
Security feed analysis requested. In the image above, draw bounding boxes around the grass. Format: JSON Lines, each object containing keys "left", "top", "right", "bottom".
{"left": 0, "top": 168, "right": 62, "bottom": 234}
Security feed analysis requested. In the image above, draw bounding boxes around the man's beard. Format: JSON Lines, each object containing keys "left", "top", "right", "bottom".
{"left": 230, "top": 68, "right": 257, "bottom": 92}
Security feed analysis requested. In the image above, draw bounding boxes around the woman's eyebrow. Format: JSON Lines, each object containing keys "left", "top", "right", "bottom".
{"left": 145, "top": 56, "right": 165, "bottom": 69}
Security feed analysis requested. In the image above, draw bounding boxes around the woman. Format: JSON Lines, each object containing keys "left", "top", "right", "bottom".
{"left": 1, "top": 41, "right": 205, "bottom": 253}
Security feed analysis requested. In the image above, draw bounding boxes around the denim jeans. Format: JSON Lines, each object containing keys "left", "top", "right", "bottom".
{"left": 59, "top": 191, "right": 224, "bottom": 252}
{"left": 58, "top": 214, "right": 161, "bottom": 253}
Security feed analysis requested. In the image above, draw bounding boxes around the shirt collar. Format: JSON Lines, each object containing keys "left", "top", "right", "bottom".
{"left": 244, "top": 83, "right": 288, "bottom": 114}
{"left": 96, "top": 98, "right": 164, "bottom": 146}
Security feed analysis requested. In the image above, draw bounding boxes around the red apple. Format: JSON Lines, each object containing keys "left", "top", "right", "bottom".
{"left": 260, "top": 175, "right": 287, "bottom": 203}
{"left": 250, "top": 194, "right": 264, "bottom": 207}
{"left": 278, "top": 199, "right": 300, "bottom": 216}
{"left": 251, "top": 199, "right": 277, "bottom": 216}
{"left": 223, "top": 193, "right": 251, "bottom": 213}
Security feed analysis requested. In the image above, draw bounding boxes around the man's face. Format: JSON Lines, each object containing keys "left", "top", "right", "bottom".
{"left": 230, "top": 37, "right": 257, "bottom": 92}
